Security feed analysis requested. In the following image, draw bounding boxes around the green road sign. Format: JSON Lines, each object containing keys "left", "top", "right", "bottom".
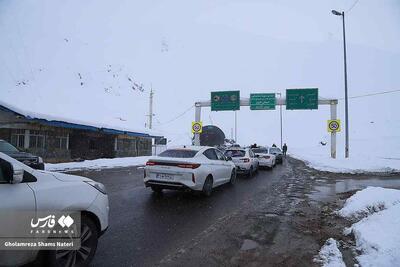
{"left": 286, "top": 88, "right": 318, "bottom": 110}
{"left": 250, "top": 93, "right": 276, "bottom": 110}
{"left": 211, "top": 91, "right": 240, "bottom": 111}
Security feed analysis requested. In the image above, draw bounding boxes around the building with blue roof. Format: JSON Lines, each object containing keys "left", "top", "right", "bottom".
{"left": 0, "top": 104, "right": 164, "bottom": 162}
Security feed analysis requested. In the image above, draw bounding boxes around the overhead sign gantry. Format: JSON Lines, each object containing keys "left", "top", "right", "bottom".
{"left": 193, "top": 89, "right": 339, "bottom": 158}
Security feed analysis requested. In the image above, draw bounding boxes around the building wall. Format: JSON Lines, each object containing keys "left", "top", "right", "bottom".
{"left": 69, "top": 130, "right": 115, "bottom": 160}
{"left": 115, "top": 135, "right": 152, "bottom": 157}
{"left": 0, "top": 109, "right": 155, "bottom": 162}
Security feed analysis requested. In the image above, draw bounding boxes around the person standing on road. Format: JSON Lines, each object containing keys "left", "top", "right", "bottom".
{"left": 283, "top": 143, "right": 288, "bottom": 157}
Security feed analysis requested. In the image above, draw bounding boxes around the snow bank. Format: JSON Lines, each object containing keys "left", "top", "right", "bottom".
{"left": 338, "top": 187, "right": 400, "bottom": 267}
{"left": 338, "top": 186, "right": 400, "bottom": 218}
{"left": 348, "top": 205, "right": 400, "bottom": 266}
{"left": 314, "top": 238, "right": 345, "bottom": 267}
{"left": 290, "top": 137, "right": 400, "bottom": 174}
{"left": 45, "top": 156, "right": 151, "bottom": 172}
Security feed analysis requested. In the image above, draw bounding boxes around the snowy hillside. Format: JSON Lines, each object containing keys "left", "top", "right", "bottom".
{"left": 0, "top": 0, "right": 399, "bottom": 167}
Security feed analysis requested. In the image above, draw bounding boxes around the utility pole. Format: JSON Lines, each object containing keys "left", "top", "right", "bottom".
{"left": 332, "top": 10, "right": 350, "bottom": 158}
{"left": 276, "top": 93, "right": 283, "bottom": 149}
{"left": 148, "top": 86, "right": 154, "bottom": 129}
{"left": 234, "top": 111, "right": 237, "bottom": 143}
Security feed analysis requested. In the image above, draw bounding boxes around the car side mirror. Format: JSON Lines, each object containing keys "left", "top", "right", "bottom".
{"left": 0, "top": 160, "right": 24, "bottom": 184}
{"left": 226, "top": 156, "right": 232, "bottom": 161}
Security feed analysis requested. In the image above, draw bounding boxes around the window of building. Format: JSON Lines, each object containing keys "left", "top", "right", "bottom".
{"left": 10, "top": 129, "right": 25, "bottom": 148}
{"left": 29, "top": 130, "right": 45, "bottom": 148}
{"left": 55, "top": 133, "right": 69, "bottom": 149}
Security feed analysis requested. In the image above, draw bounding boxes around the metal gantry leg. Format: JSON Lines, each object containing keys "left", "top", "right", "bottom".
{"left": 194, "top": 103, "right": 201, "bottom": 145}
{"left": 330, "top": 102, "right": 337, "bottom": 159}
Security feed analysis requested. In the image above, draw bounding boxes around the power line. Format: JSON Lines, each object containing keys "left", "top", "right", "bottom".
{"left": 338, "top": 89, "right": 400, "bottom": 100}
{"left": 346, "top": 0, "right": 360, "bottom": 13}
{"left": 157, "top": 104, "right": 194, "bottom": 126}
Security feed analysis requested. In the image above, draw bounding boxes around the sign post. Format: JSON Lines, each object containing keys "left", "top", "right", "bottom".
{"left": 330, "top": 103, "right": 338, "bottom": 158}
{"left": 195, "top": 90, "right": 338, "bottom": 159}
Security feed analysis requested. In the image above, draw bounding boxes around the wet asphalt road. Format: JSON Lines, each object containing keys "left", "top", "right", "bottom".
{"left": 72, "top": 163, "right": 289, "bottom": 267}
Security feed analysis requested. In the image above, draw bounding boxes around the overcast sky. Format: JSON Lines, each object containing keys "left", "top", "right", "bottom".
{"left": 0, "top": 0, "right": 399, "bottom": 153}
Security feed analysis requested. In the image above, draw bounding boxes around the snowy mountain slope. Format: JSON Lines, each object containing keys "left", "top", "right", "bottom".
{"left": 0, "top": 0, "right": 399, "bottom": 155}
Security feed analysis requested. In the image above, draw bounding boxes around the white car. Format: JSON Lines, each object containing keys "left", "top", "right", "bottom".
{"left": 144, "top": 146, "right": 236, "bottom": 196}
{"left": 0, "top": 152, "right": 109, "bottom": 267}
{"left": 251, "top": 147, "right": 276, "bottom": 169}
{"left": 224, "top": 148, "right": 259, "bottom": 177}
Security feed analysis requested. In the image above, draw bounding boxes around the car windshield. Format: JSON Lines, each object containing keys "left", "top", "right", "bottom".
{"left": 224, "top": 150, "right": 246, "bottom": 157}
{"left": 269, "top": 148, "right": 281, "bottom": 153}
{"left": 252, "top": 148, "right": 268, "bottom": 154}
{"left": 0, "top": 141, "right": 19, "bottom": 152}
{"left": 158, "top": 149, "right": 198, "bottom": 158}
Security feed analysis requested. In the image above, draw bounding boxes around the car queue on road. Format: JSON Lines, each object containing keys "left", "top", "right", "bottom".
{"left": 0, "top": 142, "right": 285, "bottom": 266}
{"left": 144, "top": 144, "right": 285, "bottom": 196}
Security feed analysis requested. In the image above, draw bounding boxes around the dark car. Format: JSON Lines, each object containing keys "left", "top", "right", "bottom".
{"left": 0, "top": 139, "right": 45, "bottom": 170}
{"left": 268, "top": 147, "right": 283, "bottom": 164}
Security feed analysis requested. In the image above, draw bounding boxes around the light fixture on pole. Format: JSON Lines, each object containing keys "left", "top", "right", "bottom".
{"left": 332, "top": 9, "right": 350, "bottom": 158}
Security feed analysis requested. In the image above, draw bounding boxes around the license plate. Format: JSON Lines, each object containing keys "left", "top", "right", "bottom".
{"left": 155, "top": 173, "right": 173, "bottom": 180}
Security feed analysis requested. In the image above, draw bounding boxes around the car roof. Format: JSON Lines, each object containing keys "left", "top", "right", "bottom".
{"left": 225, "top": 147, "right": 246, "bottom": 151}
{"left": 165, "top": 146, "right": 216, "bottom": 152}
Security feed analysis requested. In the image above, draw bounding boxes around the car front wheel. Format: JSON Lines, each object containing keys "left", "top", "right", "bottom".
{"left": 47, "top": 215, "right": 99, "bottom": 267}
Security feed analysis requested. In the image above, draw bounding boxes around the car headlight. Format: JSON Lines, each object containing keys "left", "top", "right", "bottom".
{"left": 84, "top": 181, "right": 107, "bottom": 195}
{"left": 38, "top": 157, "right": 44, "bottom": 163}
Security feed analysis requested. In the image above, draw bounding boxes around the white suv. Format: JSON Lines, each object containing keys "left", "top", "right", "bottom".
{"left": 224, "top": 148, "right": 259, "bottom": 177}
{"left": 0, "top": 152, "right": 109, "bottom": 267}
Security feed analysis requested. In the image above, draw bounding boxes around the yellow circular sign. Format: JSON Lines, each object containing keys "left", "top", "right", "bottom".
{"left": 192, "top": 122, "right": 203, "bottom": 134}
{"left": 327, "top": 119, "right": 341, "bottom": 132}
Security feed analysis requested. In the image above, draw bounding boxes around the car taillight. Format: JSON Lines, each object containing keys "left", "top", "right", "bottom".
{"left": 146, "top": 161, "right": 200, "bottom": 169}
{"left": 177, "top": 163, "right": 201, "bottom": 169}
{"left": 242, "top": 158, "right": 250, "bottom": 163}
{"left": 264, "top": 156, "right": 270, "bottom": 159}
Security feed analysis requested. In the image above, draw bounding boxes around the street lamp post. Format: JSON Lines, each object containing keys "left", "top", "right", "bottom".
{"left": 332, "top": 10, "right": 350, "bottom": 158}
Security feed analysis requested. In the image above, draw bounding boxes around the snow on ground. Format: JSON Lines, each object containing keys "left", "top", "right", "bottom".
{"left": 338, "top": 187, "right": 400, "bottom": 267}
{"left": 45, "top": 156, "right": 151, "bottom": 172}
{"left": 338, "top": 186, "right": 400, "bottom": 218}
{"left": 314, "top": 238, "right": 346, "bottom": 267}
{"left": 290, "top": 137, "right": 400, "bottom": 174}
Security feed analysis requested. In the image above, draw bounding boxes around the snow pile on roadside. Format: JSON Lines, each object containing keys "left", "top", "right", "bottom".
{"left": 338, "top": 186, "right": 400, "bottom": 218}
{"left": 314, "top": 238, "right": 345, "bottom": 267}
{"left": 290, "top": 137, "right": 400, "bottom": 174}
{"left": 339, "top": 187, "right": 400, "bottom": 266}
{"left": 46, "top": 156, "right": 151, "bottom": 172}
